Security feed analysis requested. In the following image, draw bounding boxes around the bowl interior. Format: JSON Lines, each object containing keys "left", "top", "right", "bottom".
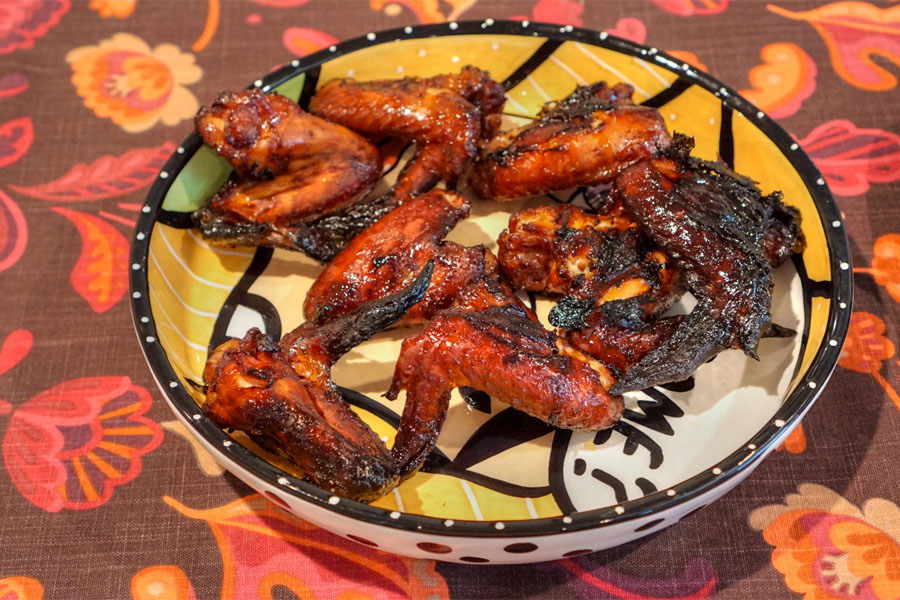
{"left": 135, "top": 23, "right": 847, "bottom": 528}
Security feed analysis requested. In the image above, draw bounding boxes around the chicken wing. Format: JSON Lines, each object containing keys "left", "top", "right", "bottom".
{"left": 386, "top": 303, "right": 622, "bottom": 477}
{"left": 192, "top": 89, "right": 381, "bottom": 255}
{"left": 469, "top": 82, "right": 671, "bottom": 201}
{"left": 608, "top": 146, "right": 804, "bottom": 394}
{"left": 303, "top": 189, "right": 496, "bottom": 327}
{"left": 202, "top": 264, "right": 433, "bottom": 501}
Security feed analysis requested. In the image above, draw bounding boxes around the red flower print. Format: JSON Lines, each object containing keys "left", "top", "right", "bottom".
{"left": 0, "top": 190, "right": 27, "bottom": 274}
{"left": 3, "top": 377, "right": 163, "bottom": 512}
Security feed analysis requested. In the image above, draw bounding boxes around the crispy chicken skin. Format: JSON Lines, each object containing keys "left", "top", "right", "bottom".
{"left": 309, "top": 66, "right": 504, "bottom": 204}
{"left": 470, "top": 82, "right": 671, "bottom": 201}
{"left": 303, "top": 189, "right": 496, "bottom": 327}
{"left": 192, "top": 89, "right": 381, "bottom": 253}
{"left": 386, "top": 303, "right": 622, "bottom": 477}
{"left": 608, "top": 146, "right": 804, "bottom": 394}
{"left": 203, "top": 265, "right": 433, "bottom": 501}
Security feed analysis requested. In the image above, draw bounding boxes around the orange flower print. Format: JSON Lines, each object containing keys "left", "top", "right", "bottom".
{"left": 131, "top": 566, "right": 195, "bottom": 600}
{"left": 857, "top": 234, "right": 900, "bottom": 304}
{"left": 66, "top": 33, "right": 202, "bottom": 133}
{"left": 838, "top": 311, "right": 900, "bottom": 411}
{"left": 370, "top": 0, "right": 475, "bottom": 23}
{"left": 750, "top": 484, "right": 900, "bottom": 600}
{"left": 0, "top": 576, "right": 44, "bottom": 600}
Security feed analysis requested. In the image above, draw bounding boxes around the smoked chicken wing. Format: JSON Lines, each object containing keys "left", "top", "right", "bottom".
{"left": 470, "top": 82, "right": 671, "bottom": 200}
{"left": 192, "top": 89, "right": 381, "bottom": 255}
{"left": 303, "top": 189, "right": 496, "bottom": 327}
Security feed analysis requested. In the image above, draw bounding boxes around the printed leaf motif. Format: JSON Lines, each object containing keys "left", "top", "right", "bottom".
{"left": 161, "top": 420, "right": 225, "bottom": 476}
{"left": 10, "top": 142, "right": 175, "bottom": 201}
{"left": 0, "top": 117, "right": 33, "bottom": 169}
{"left": 52, "top": 207, "right": 129, "bottom": 313}
{"left": 556, "top": 557, "right": 718, "bottom": 599}
{"left": 0, "top": 576, "right": 44, "bottom": 600}
{"left": 740, "top": 43, "right": 817, "bottom": 119}
{"left": 0, "top": 73, "right": 28, "bottom": 100}
{"left": 650, "top": 0, "right": 729, "bottom": 16}
{"left": 0, "top": 0, "right": 71, "bottom": 55}
{"left": 750, "top": 484, "right": 900, "bottom": 600}
{"left": 3, "top": 377, "right": 163, "bottom": 512}
{"left": 797, "top": 120, "right": 900, "bottom": 196}
{"left": 0, "top": 329, "right": 32, "bottom": 378}
{"left": 0, "top": 190, "right": 27, "bottom": 274}
{"left": 768, "top": 2, "right": 900, "bottom": 91}
{"left": 282, "top": 27, "right": 339, "bottom": 57}
{"left": 165, "top": 494, "right": 449, "bottom": 600}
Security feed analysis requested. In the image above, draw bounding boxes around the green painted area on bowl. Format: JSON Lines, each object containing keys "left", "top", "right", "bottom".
{"left": 162, "top": 145, "right": 232, "bottom": 213}
{"left": 273, "top": 72, "right": 307, "bottom": 102}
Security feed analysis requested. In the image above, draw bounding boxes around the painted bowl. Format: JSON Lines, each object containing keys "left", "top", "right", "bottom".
{"left": 130, "top": 20, "right": 852, "bottom": 564}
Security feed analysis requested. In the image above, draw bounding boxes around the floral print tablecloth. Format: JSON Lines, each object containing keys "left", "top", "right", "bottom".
{"left": 1, "top": 1, "right": 899, "bottom": 598}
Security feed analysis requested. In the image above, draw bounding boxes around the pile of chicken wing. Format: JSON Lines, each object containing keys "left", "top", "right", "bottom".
{"left": 194, "top": 67, "right": 804, "bottom": 501}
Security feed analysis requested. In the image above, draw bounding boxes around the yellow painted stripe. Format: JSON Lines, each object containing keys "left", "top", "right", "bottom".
{"left": 97, "top": 441, "right": 136, "bottom": 458}
{"left": 102, "top": 426, "right": 154, "bottom": 436}
{"left": 97, "top": 401, "right": 143, "bottom": 420}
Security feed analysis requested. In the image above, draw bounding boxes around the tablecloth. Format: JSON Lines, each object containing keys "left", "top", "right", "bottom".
{"left": 1, "top": 0, "right": 899, "bottom": 598}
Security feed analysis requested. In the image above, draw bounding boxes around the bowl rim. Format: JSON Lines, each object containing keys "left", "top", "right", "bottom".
{"left": 129, "top": 19, "right": 853, "bottom": 539}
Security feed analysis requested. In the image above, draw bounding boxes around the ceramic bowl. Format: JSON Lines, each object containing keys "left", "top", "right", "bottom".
{"left": 130, "top": 20, "right": 852, "bottom": 564}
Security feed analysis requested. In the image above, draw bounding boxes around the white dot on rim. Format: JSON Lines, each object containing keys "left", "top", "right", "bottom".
{"left": 132, "top": 291, "right": 141, "bottom": 299}
{"left": 839, "top": 302, "right": 847, "bottom": 309}
{"left": 449, "top": 22, "right": 458, "bottom": 30}
{"left": 291, "top": 59, "right": 300, "bottom": 67}
{"left": 840, "top": 262, "right": 849, "bottom": 270}
{"left": 169, "top": 381, "right": 178, "bottom": 388}
{"left": 140, "top": 316, "right": 149, "bottom": 323}
{"left": 832, "top": 220, "right": 841, "bottom": 227}
{"left": 223, "top": 440, "right": 233, "bottom": 447}
{"left": 142, "top": 206, "right": 151, "bottom": 213}
{"left": 599, "top": 31, "right": 608, "bottom": 40}
{"left": 329, "top": 45, "right": 336, "bottom": 52}
{"left": 485, "top": 18, "right": 494, "bottom": 25}
{"left": 521, "top": 20, "right": 530, "bottom": 27}
{"left": 136, "top": 232, "right": 146, "bottom": 240}
{"left": 495, "top": 522, "right": 505, "bottom": 530}
{"left": 757, "top": 111, "right": 765, "bottom": 119}
{"left": 328, "top": 496, "right": 340, "bottom": 505}
{"left": 145, "top": 336, "right": 155, "bottom": 343}
{"left": 817, "top": 178, "right": 825, "bottom": 185}
{"left": 790, "top": 143, "right": 799, "bottom": 150}
{"left": 614, "top": 506, "right": 625, "bottom": 515}
{"left": 829, "top": 339, "right": 838, "bottom": 346}
{"left": 748, "top": 443, "right": 757, "bottom": 449}
{"left": 809, "top": 381, "right": 817, "bottom": 389}
{"left": 404, "top": 26, "right": 412, "bottom": 34}
{"left": 562, "top": 516, "right": 572, "bottom": 524}
{"left": 774, "top": 419, "right": 786, "bottom": 427}
{"left": 712, "top": 467, "right": 722, "bottom": 475}
{"left": 176, "top": 146, "right": 185, "bottom": 154}
{"left": 278, "top": 477, "right": 289, "bottom": 485}
{"left": 254, "top": 79, "right": 263, "bottom": 88}
{"left": 159, "top": 171, "right": 169, "bottom": 179}
{"left": 192, "top": 414, "right": 202, "bottom": 420}
{"left": 666, "top": 489, "right": 676, "bottom": 497}
{"left": 390, "top": 511, "right": 401, "bottom": 519}
{"left": 366, "top": 32, "right": 376, "bottom": 41}
{"left": 444, "top": 519, "right": 454, "bottom": 527}
{"left": 132, "top": 263, "right": 141, "bottom": 270}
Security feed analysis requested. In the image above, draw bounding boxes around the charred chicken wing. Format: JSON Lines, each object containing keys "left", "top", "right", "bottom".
{"left": 193, "top": 89, "right": 381, "bottom": 254}
{"left": 303, "top": 189, "right": 496, "bottom": 327}
{"left": 203, "top": 264, "right": 433, "bottom": 501}
{"left": 470, "top": 82, "right": 671, "bottom": 200}
{"left": 608, "top": 145, "right": 804, "bottom": 394}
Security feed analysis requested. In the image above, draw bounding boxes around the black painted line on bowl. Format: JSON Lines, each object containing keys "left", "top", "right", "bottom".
{"left": 500, "top": 39, "right": 564, "bottom": 90}
{"left": 208, "top": 247, "right": 278, "bottom": 352}
{"left": 641, "top": 78, "right": 693, "bottom": 109}
{"left": 131, "top": 19, "right": 854, "bottom": 541}
{"left": 296, "top": 66, "right": 321, "bottom": 109}
{"left": 718, "top": 104, "right": 735, "bottom": 168}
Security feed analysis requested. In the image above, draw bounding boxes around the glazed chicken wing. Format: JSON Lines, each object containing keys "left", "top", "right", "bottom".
{"left": 470, "top": 82, "right": 671, "bottom": 201}
{"left": 303, "top": 189, "right": 496, "bottom": 327}
{"left": 309, "top": 66, "right": 504, "bottom": 204}
{"left": 203, "top": 264, "right": 433, "bottom": 501}
{"left": 192, "top": 89, "right": 381, "bottom": 254}
{"left": 608, "top": 145, "right": 804, "bottom": 394}
{"left": 386, "top": 303, "right": 622, "bottom": 477}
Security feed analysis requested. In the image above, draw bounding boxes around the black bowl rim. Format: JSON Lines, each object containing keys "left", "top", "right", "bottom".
{"left": 130, "top": 19, "right": 853, "bottom": 539}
